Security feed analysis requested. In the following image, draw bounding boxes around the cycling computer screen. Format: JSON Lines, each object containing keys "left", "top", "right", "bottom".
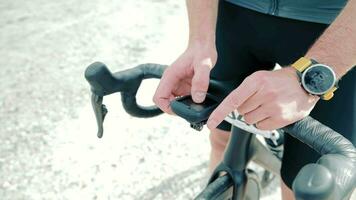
{"left": 170, "top": 95, "right": 219, "bottom": 123}
{"left": 179, "top": 96, "right": 217, "bottom": 112}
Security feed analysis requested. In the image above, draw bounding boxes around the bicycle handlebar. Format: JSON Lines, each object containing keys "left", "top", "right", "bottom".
{"left": 284, "top": 117, "right": 356, "bottom": 199}
{"left": 284, "top": 117, "right": 356, "bottom": 162}
{"left": 84, "top": 62, "right": 167, "bottom": 137}
{"left": 84, "top": 62, "right": 355, "bottom": 199}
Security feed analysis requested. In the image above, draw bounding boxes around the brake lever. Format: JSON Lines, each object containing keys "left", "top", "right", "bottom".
{"left": 91, "top": 93, "right": 108, "bottom": 138}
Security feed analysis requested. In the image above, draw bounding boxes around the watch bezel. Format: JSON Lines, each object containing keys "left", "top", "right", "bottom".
{"left": 301, "top": 64, "right": 336, "bottom": 95}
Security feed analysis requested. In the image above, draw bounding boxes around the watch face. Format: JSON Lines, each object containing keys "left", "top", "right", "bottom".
{"left": 301, "top": 64, "right": 336, "bottom": 95}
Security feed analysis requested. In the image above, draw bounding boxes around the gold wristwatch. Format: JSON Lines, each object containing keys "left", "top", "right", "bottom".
{"left": 291, "top": 57, "right": 338, "bottom": 100}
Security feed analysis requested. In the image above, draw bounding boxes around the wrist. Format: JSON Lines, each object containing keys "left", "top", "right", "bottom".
{"left": 188, "top": 34, "right": 215, "bottom": 48}
{"left": 282, "top": 66, "right": 300, "bottom": 82}
{"left": 186, "top": 39, "right": 217, "bottom": 54}
{"left": 305, "top": 53, "right": 345, "bottom": 80}
{"left": 283, "top": 67, "right": 320, "bottom": 102}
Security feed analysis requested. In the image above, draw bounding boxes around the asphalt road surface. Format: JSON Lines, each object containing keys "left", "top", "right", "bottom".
{"left": 0, "top": 0, "right": 283, "bottom": 199}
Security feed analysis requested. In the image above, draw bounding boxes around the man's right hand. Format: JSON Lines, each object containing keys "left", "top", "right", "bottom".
{"left": 153, "top": 43, "right": 217, "bottom": 114}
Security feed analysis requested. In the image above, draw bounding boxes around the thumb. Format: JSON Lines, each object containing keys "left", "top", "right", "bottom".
{"left": 191, "top": 63, "right": 211, "bottom": 103}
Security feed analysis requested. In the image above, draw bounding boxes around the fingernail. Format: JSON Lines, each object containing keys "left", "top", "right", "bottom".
{"left": 193, "top": 91, "right": 206, "bottom": 103}
{"left": 207, "top": 119, "right": 218, "bottom": 129}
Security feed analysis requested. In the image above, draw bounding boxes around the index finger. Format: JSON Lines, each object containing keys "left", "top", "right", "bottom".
{"left": 207, "top": 77, "right": 258, "bottom": 129}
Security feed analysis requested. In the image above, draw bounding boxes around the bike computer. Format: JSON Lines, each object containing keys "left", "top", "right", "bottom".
{"left": 170, "top": 95, "right": 219, "bottom": 130}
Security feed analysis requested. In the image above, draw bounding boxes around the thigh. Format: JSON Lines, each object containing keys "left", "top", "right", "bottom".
{"left": 212, "top": 1, "right": 257, "bottom": 82}
{"left": 212, "top": 1, "right": 275, "bottom": 131}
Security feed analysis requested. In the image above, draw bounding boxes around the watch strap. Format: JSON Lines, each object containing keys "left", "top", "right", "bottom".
{"left": 292, "top": 57, "right": 312, "bottom": 72}
{"left": 322, "top": 86, "right": 338, "bottom": 100}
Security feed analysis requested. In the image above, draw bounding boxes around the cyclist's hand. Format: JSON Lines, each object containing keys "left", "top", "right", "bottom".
{"left": 153, "top": 43, "right": 217, "bottom": 114}
{"left": 207, "top": 67, "right": 319, "bottom": 130}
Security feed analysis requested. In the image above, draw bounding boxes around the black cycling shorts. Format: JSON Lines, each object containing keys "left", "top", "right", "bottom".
{"left": 212, "top": 1, "right": 356, "bottom": 189}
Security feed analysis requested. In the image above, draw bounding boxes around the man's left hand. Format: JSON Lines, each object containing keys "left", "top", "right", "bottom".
{"left": 207, "top": 67, "right": 319, "bottom": 130}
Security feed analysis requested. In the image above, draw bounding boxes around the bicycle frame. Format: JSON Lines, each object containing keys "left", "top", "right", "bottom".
{"left": 208, "top": 125, "right": 281, "bottom": 200}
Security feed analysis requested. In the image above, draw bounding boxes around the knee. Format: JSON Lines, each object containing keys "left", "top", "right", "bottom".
{"left": 281, "top": 179, "right": 295, "bottom": 200}
{"left": 209, "top": 128, "right": 230, "bottom": 152}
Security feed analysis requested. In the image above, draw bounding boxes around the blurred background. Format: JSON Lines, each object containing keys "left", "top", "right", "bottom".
{"left": 0, "top": 0, "right": 280, "bottom": 199}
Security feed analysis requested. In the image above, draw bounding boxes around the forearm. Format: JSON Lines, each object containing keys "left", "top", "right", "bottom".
{"left": 186, "top": 0, "right": 219, "bottom": 46}
{"left": 306, "top": 0, "right": 356, "bottom": 79}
